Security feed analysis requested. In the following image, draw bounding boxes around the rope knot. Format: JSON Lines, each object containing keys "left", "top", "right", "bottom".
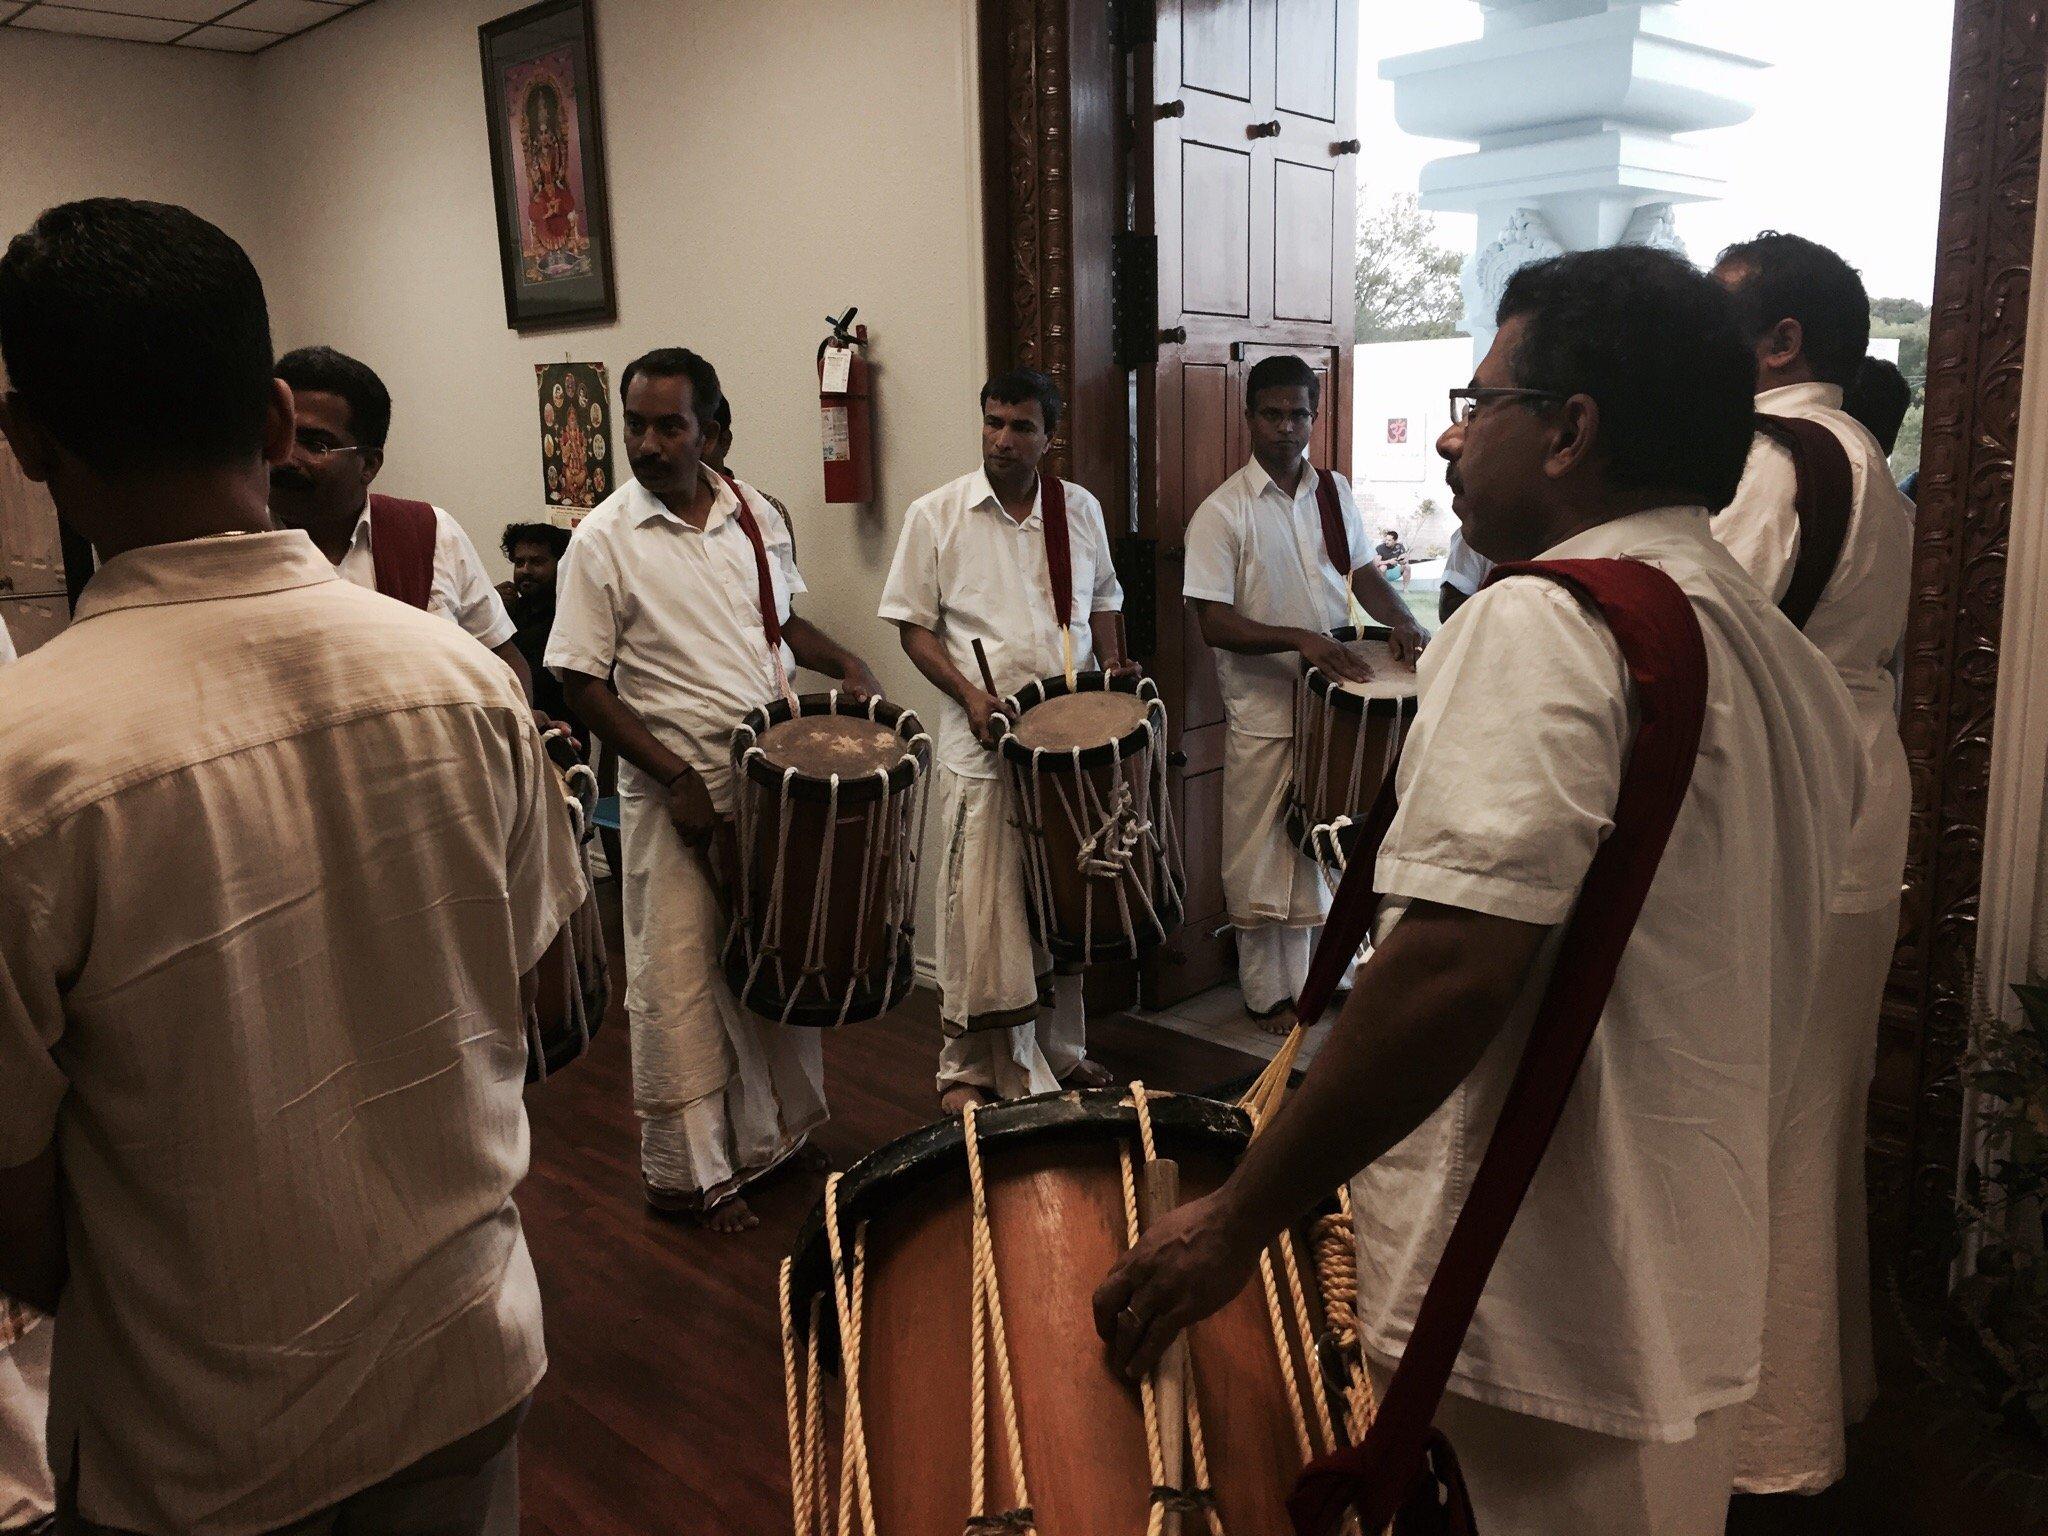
{"left": 1149, "top": 1485, "right": 1219, "bottom": 1516}
{"left": 963, "top": 1507, "right": 1035, "bottom": 1534}
{"left": 1076, "top": 780, "right": 1147, "bottom": 878}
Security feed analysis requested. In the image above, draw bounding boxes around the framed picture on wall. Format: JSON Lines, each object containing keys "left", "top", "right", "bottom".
{"left": 479, "top": 0, "right": 617, "bottom": 331}
{"left": 536, "top": 361, "right": 614, "bottom": 513}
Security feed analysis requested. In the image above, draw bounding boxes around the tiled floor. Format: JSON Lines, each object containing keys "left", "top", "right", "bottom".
{"left": 1127, "top": 980, "right": 1333, "bottom": 1073}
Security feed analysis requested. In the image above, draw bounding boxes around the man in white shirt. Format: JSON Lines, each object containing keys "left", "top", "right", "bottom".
{"left": 269, "top": 345, "right": 533, "bottom": 699}
{"left": 1710, "top": 232, "right": 1915, "bottom": 1496}
{"left": 0, "top": 198, "right": 584, "bottom": 1536}
{"left": 549, "top": 348, "right": 880, "bottom": 1234}
{"left": 879, "top": 370, "right": 1133, "bottom": 1112}
{"left": 1182, "top": 355, "right": 1427, "bottom": 1027}
{"left": 1438, "top": 525, "right": 1493, "bottom": 624}
{"left": 1096, "top": 246, "right": 1865, "bottom": 1535}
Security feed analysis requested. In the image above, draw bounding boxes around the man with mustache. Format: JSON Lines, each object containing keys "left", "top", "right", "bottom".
{"left": 1096, "top": 247, "right": 1866, "bottom": 1534}
{"left": 1182, "top": 354, "right": 1427, "bottom": 1029}
{"left": 270, "top": 346, "right": 532, "bottom": 699}
{"left": 879, "top": 369, "right": 1132, "bottom": 1111}
{"left": 548, "top": 347, "right": 881, "bottom": 1234}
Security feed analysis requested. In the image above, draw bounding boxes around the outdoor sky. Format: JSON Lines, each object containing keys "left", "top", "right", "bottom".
{"left": 1358, "top": 0, "right": 1956, "bottom": 303}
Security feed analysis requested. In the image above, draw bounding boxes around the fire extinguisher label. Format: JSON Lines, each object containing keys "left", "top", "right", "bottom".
{"left": 821, "top": 404, "right": 851, "bottom": 463}
{"left": 820, "top": 347, "right": 854, "bottom": 394}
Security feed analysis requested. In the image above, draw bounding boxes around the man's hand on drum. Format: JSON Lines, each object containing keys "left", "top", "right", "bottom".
{"left": 837, "top": 657, "right": 884, "bottom": 705}
{"left": 1298, "top": 631, "right": 1375, "bottom": 685}
{"left": 1104, "top": 656, "right": 1144, "bottom": 683}
{"left": 666, "top": 766, "right": 720, "bottom": 848}
{"left": 1386, "top": 618, "right": 1430, "bottom": 667}
{"left": 1092, "top": 1191, "right": 1260, "bottom": 1381}
{"left": 965, "top": 688, "right": 1010, "bottom": 747}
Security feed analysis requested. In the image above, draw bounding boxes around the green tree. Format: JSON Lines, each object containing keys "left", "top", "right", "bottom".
{"left": 1355, "top": 190, "right": 1466, "bottom": 343}
{"left": 1872, "top": 296, "right": 1929, "bottom": 325}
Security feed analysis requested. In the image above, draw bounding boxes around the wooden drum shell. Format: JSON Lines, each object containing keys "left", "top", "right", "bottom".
{"left": 1289, "top": 626, "right": 1419, "bottom": 861}
{"left": 788, "top": 1092, "right": 1329, "bottom": 1535}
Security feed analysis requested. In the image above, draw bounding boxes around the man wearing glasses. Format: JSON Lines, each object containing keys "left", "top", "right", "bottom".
{"left": 270, "top": 346, "right": 531, "bottom": 698}
{"left": 1181, "top": 353, "right": 1426, "bottom": 1029}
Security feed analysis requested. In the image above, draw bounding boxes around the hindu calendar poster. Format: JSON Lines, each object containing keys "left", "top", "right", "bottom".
{"left": 537, "top": 361, "right": 613, "bottom": 512}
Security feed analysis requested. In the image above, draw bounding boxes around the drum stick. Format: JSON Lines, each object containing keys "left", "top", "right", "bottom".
{"left": 971, "top": 637, "right": 999, "bottom": 699}
{"left": 1139, "top": 1158, "right": 1190, "bottom": 1528}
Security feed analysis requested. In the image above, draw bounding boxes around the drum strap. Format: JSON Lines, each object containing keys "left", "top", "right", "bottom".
{"left": 1040, "top": 471, "right": 1075, "bottom": 629}
{"left": 367, "top": 494, "right": 437, "bottom": 610}
{"left": 1312, "top": 470, "right": 1352, "bottom": 577}
{"left": 721, "top": 470, "right": 785, "bottom": 652}
{"left": 1285, "top": 557, "right": 1709, "bottom": 1536}
{"left": 1754, "top": 412, "right": 1854, "bottom": 631}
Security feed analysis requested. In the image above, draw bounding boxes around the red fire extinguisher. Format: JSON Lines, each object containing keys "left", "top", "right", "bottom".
{"left": 818, "top": 308, "right": 873, "bottom": 505}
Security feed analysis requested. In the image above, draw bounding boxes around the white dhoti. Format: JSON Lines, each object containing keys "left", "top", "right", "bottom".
{"left": 620, "top": 781, "right": 826, "bottom": 1204}
{"left": 1222, "top": 727, "right": 1333, "bottom": 1013}
{"left": 1427, "top": 1385, "right": 1740, "bottom": 1536}
{"left": 1736, "top": 898, "right": 1898, "bottom": 1493}
{"left": 932, "top": 765, "right": 1084, "bottom": 1100}
{"left": 0, "top": 1310, "right": 53, "bottom": 1528}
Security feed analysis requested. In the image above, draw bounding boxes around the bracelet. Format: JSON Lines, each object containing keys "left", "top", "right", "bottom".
{"left": 662, "top": 766, "right": 690, "bottom": 790}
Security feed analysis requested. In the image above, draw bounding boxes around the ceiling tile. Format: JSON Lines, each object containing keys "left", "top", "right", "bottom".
{"left": 174, "top": 20, "right": 275, "bottom": 48}
{"left": 215, "top": 0, "right": 341, "bottom": 33}
{"left": 33, "top": 0, "right": 235, "bottom": 20}
{"left": 10, "top": 5, "right": 191, "bottom": 41}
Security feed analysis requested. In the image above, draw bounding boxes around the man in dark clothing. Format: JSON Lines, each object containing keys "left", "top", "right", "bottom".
{"left": 499, "top": 522, "right": 579, "bottom": 738}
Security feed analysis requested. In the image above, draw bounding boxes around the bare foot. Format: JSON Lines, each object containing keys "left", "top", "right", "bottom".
{"left": 1256, "top": 1011, "right": 1296, "bottom": 1038}
{"left": 697, "top": 1196, "right": 760, "bottom": 1234}
{"left": 940, "top": 1084, "right": 992, "bottom": 1116}
{"left": 1063, "top": 1058, "right": 1116, "bottom": 1089}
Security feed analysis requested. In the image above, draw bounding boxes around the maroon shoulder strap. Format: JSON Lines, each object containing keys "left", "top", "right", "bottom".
{"left": 1753, "top": 414, "right": 1853, "bottom": 631}
{"left": 1314, "top": 468, "right": 1353, "bottom": 578}
{"left": 1040, "top": 472, "right": 1075, "bottom": 628}
{"left": 367, "top": 494, "right": 437, "bottom": 611}
{"left": 1287, "top": 557, "right": 1710, "bottom": 1536}
{"left": 720, "top": 471, "right": 784, "bottom": 654}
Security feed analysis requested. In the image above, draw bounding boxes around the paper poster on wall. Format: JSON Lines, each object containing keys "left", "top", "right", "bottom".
{"left": 536, "top": 361, "right": 613, "bottom": 513}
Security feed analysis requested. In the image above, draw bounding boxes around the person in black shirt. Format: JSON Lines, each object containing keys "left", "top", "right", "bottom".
{"left": 498, "top": 522, "right": 580, "bottom": 739}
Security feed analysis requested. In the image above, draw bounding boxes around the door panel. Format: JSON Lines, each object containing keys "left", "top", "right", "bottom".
{"left": 1274, "top": 0, "right": 1339, "bottom": 122}
{"left": 1181, "top": 0, "right": 1253, "bottom": 101}
{"left": 1273, "top": 158, "right": 1336, "bottom": 322}
{"left": 0, "top": 593, "right": 68, "bottom": 656}
{"left": 0, "top": 438, "right": 64, "bottom": 600}
{"left": 1181, "top": 143, "right": 1254, "bottom": 316}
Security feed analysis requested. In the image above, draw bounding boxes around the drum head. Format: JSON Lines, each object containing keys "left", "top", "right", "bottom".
{"left": 1324, "top": 635, "right": 1418, "bottom": 702}
{"left": 1010, "top": 690, "right": 1151, "bottom": 752}
{"left": 756, "top": 714, "right": 907, "bottom": 780}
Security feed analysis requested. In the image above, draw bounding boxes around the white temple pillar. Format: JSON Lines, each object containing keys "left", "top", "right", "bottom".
{"left": 1381, "top": 0, "right": 1766, "bottom": 350}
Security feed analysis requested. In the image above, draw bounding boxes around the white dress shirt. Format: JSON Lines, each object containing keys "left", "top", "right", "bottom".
{"left": 1715, "top": 381, "right": 1914, "bottom": 913}
{"left": 1441, "top": 527, "right": 1494, "bottom": 596}
{"left": 546, "top": 468, "right": 802, "bottom": 809}
{"left": 331, "top": 496, "right": 518, "bottom": 650}
{"left": 1351, "top": 507, "right": 1865, "bottom": 1442}
{"left": 0, "top": 532, "right": 584, "bottom": 1534}
{"left": 1181, "top": 459, "right": 1367, "bottom": 736}
{"left": 878, "top": 468, "right": 1123, "bottom": 779}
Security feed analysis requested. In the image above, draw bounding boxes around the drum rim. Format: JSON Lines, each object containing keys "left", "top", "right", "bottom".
{"left": 733, "top": 691, "right": 931, "bottom": 805}
{"left": 1301, "top": 624, "right": 1420, "bottom": 717}
{"left": 995, "top": 669, "right": 1163, "bottom": 769}
{"left": 786, "top": 1086, "right": 1250, "bottom": 1343}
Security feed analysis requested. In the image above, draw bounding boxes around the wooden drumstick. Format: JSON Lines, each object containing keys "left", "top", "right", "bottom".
{"left": 1139, "top": 1158, "right": 1191, "bottom": 1530}
{"left": 971, "top": 636, "right": 999, "bottom": 699}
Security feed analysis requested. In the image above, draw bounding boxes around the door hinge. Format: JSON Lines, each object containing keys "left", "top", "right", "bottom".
{"left": 1112, "top": 233, "right": 1160, "bottom": 371}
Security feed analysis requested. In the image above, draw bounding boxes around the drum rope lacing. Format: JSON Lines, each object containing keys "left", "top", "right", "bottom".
{"left": 1293, "top": 656, "right": 1408, "bottom": 893}
{"left": 962, "top": 1099, "right": 1035, "bottom": 1535}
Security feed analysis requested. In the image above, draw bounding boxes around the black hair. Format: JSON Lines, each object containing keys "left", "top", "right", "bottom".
{"left": 275, "top": 345, "right": 391, "bottom": 449}
{"left": 620, "top": 347, "right": 722, "bottom": 423}
{"left": 980, "top": 368, "right": 1062, "bottom": 433}
{"left": 712, "top": 395, "right": 732, "bottom": 432}
{"left": 1245, "top": 354, "right": 1320, "bottom": 413}
{"left": 1497, "top": 245, "right": 1757, "bottom": 511}
{"left": 1843, "top": 355, "right": 1911, "bottom": 456}
{"left": 0, "top": 198, "right": 273, "bottom": 476}
{"left": 500, "top": 521, "right": 571, "bottom": 561}
{"left": 1715, "top": 231, "right": 1871, "bottom": 389}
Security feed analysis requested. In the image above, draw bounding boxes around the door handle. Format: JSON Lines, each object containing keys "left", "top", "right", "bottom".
{"left": 1248, "top": 120, "right": 1282, "bottom": 139}
{"left": 1160, "top": 326, "right": 1188, "bottom": 345}
{"left": 1156, "top": 99, "right": 1186, "bottom": 119}
{"left": 1332, "top": 138, "right": 1361, "bottom": 155}
{"left": 1168, "top": 749, "right": 1189, "bottom": 767}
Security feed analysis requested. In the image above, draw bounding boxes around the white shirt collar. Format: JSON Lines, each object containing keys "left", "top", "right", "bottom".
{"left": 628, "top": 464, "right": 740, "bottom": 532}
{"left": 1541, "top": 505, "right": 1712, "bottom": 562}
{"left": 1245, "top": 455, "right": 1318, "bottom": 506}
{"left": 968, "top": 465, "right": 1042, "bottom": 528}
{"left": 1756, "top": 381, "right": 1845, "bottom": 414}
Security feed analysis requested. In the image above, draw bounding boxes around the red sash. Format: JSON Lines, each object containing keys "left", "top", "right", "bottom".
{"left": 1313, "top": 469, "right": 1353, "bottom": 577}
{"left": 1753, "top": 413, "right": 1853, "bottom": 632}
{"left": 367, "top": 494, "right": 436, "bottom": 610}
{"left": 1040, "top": 472, "right": 1075, "bottom": 629}
{"left": 719, "top": 471, "right": 784, "bottom": 654}
{"left": 1285, "top": 557, "right": 1710, "bottom": 1536}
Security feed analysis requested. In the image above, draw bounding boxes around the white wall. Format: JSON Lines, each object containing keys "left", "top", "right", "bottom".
{"left": 0, "top": 29, "right": 265, "bottom": 301}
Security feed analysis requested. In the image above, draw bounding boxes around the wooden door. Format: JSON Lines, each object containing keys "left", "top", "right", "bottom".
{"left": 1140, "top": 0, "right": 1358, "bottom": 1006}
{"left": 0, "top": 437, "right": 65, "bottom": 602}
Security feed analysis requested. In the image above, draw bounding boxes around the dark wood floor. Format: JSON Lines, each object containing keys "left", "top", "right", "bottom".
{"left": 515, "top": 889, "right": 1265, "bottom": 1536}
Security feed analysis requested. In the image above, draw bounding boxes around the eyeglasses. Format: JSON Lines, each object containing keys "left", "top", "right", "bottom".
{"left": 1447, "top": 387, "right": 1566, "bottom": 425}
{"left": 293, "top": 435, "right": 368, "bottom": 460}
